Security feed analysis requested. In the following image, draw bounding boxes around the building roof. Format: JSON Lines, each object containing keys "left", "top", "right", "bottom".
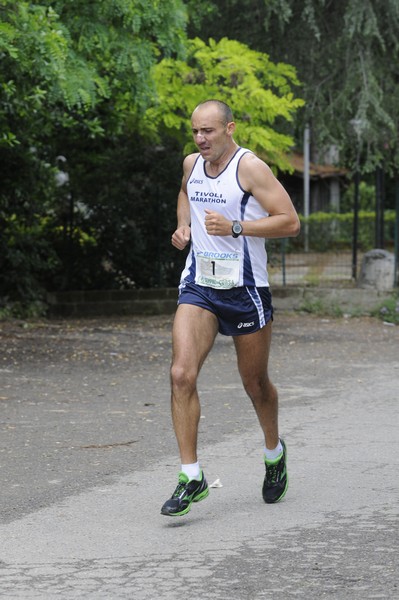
{"left": 287, "top": 152, "right": 349, "bottom": 179}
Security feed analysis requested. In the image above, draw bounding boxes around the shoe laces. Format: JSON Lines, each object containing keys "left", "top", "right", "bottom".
{"left": 265, "top": 463, "right": 279, "bottom": 484}
{"left": 172, "top": 475, "right": 189, "bottom": 498}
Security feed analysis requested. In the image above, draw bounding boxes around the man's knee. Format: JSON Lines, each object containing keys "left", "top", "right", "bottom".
{"left": 242, "top": 376, "right": 262, "bottom": 398}
{"left": 170, "top": 363, "right": 198, "bottom": 394}
{"left": 242, "top": 373, "right": 275, "bottom": 400}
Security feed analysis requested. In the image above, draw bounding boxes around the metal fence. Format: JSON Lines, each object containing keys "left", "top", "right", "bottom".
{"left": 267, "top": 246, "right": 356, "bottom": 287}
{"left": 266, "top": 211, "right": 398, "bottom": 287}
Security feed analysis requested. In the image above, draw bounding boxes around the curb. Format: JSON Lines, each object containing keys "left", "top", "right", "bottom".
{"left": 46, "top": 286, "right": 396, "bottom": 318}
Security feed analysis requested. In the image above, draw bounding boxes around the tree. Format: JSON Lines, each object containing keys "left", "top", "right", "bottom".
{"left": 0, "top": 0, "right": 188, "bottom": 140}
{"left": 0, "top": 1, "right": 306, "bottom": 309}
{"left": 143, "top": 37, "right": 304, "bottom": 171}
{"left": 187, "top": 0, "right": 399, "bottom": 175}
{"left": 0, "top": 0, "right": 188, "bottom": 307}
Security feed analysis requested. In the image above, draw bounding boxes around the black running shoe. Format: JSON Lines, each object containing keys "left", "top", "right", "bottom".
{"left": 262, "top": 439, "right": 288, "bottom": 504}
{"left": 161, "top": 471, "right": 209, "bottom": 516}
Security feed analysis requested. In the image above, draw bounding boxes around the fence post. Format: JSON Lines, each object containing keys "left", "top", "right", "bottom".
{"left": 281, "top": 239, "right": 286, "bottom": 286}
{"left": 352, "top": 170, "right": 360, "bottom": 280}
{"left": 375, "top": 167, "right": 385, "bottom": 249}
{"left": 395, "top": 177, "right": 399, "bottom": 287}
{"left": 349, "top": 118, "right": 365, "bottom": 281}
{"left": 303, "top": 125, "right": 310, "bottom": 252}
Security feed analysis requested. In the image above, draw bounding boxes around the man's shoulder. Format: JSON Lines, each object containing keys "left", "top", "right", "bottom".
{"left": 238, "top": 150, "right": 275, "bottom": 191}
{"left": 182, "top": 153, "right": 201, "bottom": 183}
{"left": 183, "top": 152, "right": 201, "bottom": 167}
{"left": 239, "top": 149, "right": 260, "bottom": 165}
{"left": 239, "top": 150, "right": 271, "bottom": 174}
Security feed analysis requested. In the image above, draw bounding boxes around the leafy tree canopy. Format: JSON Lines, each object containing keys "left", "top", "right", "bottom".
{"left": 0, "top": 0, "right": 188, "bottom": 148}
{"left": 143, "top": 37, "right": 304, "bottom": 171}
{"left": 188, "top": 0, "right": 399, "bottom": 174}
{"left": 0, "top": 0, "right": 188, "bottom": 304}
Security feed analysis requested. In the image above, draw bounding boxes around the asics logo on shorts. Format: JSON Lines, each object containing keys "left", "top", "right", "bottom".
{"left": 237, "top": 321, "right": 255, "bottom": 329}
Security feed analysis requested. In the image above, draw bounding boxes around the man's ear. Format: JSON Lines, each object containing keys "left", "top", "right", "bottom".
{"left": 226, "top": 121, "right": 236, "bottom": 137}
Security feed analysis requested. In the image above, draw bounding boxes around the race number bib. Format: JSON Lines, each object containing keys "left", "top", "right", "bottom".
{"left": 195, "top": 251, "right": 241, "bottom": 289}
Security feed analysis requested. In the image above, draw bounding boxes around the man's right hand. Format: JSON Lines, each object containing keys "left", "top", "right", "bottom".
{"left": 172, "top": 225, "right": 191, "bottom": 250}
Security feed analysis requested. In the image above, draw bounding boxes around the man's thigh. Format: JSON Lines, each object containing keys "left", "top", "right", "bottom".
{"left": 233, "top": 320, "right": 273, "bottom": 378}
{"left": 172, "top": 303, "right": 219, "bottom": 371}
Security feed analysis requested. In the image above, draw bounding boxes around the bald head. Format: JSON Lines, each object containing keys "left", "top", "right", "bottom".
{"left": 192, "top": 100, "right": 234, "bottom": 126}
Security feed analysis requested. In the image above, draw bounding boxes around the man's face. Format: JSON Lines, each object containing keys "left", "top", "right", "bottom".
{"left": 191, "top": 105, "right": 235, "bottom": 162}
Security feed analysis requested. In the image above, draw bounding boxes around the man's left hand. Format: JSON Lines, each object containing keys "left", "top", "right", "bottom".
{"left": 204, "top": 209, "right": 232, "bottom": 236}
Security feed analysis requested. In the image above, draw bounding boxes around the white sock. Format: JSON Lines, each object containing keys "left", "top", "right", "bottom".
{"left": 264, "top": 440, "right": 283, "bottom": 462}
{"left": 181, "top": 461, "right": 201, "bottom": 480}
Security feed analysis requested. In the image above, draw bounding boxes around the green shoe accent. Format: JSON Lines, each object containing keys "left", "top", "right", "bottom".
{"left": 161, "top": 470, "right": 209, "bottom": 516}
{"left": 262, "top": 439, "right": 288, "bottom": 504}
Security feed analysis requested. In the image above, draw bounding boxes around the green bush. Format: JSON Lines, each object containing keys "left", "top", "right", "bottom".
{"left": 372, "top": 295, "right": 399, "bottom": 325}
{"left": 285, "top": 211, "right": 396, "bottom": 252}
{"left": 341, "top": 181, "right": 376, "bottom": 212}
{"left": 0, "top": 214, "right": 59, "bottom": 303}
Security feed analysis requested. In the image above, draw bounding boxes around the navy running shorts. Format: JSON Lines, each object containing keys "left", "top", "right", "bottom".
{"left": 177, "top": 281, "right": 273, "bottom": 336}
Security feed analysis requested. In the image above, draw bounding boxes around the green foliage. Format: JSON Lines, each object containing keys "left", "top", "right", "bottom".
{"left": 341, "top": 180, "right": 376, "bottom": 212}
{"left": 143, "top": 37, "right": 304, "bottom": 171}
{"left": 0, "top": 0, "right": 188, "bottom": 305}
{"left": 189, "top": 0, "right": 399, "bottom": 175}
{"left": 0, "top": 300, "right": 48, "bottom": 320}
{"left": 0, "top": 0, "right": 188, "bottom": 140}
{"left": 0, "top": 212, "right": 61, "bottom": 305}
{"left": 6, "top": 0, "right": 396, "bottom": 309}
{"left": 299, "top": 297, "right": 326, "bottom": 314}
{"left": 282, "top": 211, "right": 397, "bottom": 252}
{"left": 1, "top": 2, "right": 93, "bottom": 123}
{"left": 297, "top": 297, "right": 369, "bottom": 318}
{"left": 372, "top": 295, "right": 399, "bottom": 325}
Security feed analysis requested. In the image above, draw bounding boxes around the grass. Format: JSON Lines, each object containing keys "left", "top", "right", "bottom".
{"left": 371, "top": 295, "right": 399, "bottom": 325}
{"left": 299, "top": 299, "right": 348, "bottom": 318}
{"left": 299, "top": 295, "right": 398, "bottom": 322}
{"left": 0, "top": 300, "right": 47, "bottom": 320}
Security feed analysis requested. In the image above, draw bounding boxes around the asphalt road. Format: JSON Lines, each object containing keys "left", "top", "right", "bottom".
{"left": 0, "top": 313, "right": 398, "bottom": 599}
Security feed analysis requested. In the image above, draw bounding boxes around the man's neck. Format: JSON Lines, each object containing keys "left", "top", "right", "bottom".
{"left": 207, "top": 143, "right": 239, "bottom": 174}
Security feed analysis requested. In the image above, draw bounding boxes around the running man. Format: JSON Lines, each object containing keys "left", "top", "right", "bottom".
{"left": 161, "top": 99, "right": 300, "bottom": 516}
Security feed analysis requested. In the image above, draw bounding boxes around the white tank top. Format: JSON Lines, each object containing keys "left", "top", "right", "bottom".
{"left": 180, "top": 147, "right": 270, "bottom": 288}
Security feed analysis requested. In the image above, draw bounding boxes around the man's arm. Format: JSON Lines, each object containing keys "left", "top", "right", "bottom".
{"left": 204, "top": 153, "right": 300, "bottom": 239}
{"left": 239, "top": 153, "right": 300, "bottom": 238}
{"left": 171, "top": 154, "right": 197, "bottom": 250}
